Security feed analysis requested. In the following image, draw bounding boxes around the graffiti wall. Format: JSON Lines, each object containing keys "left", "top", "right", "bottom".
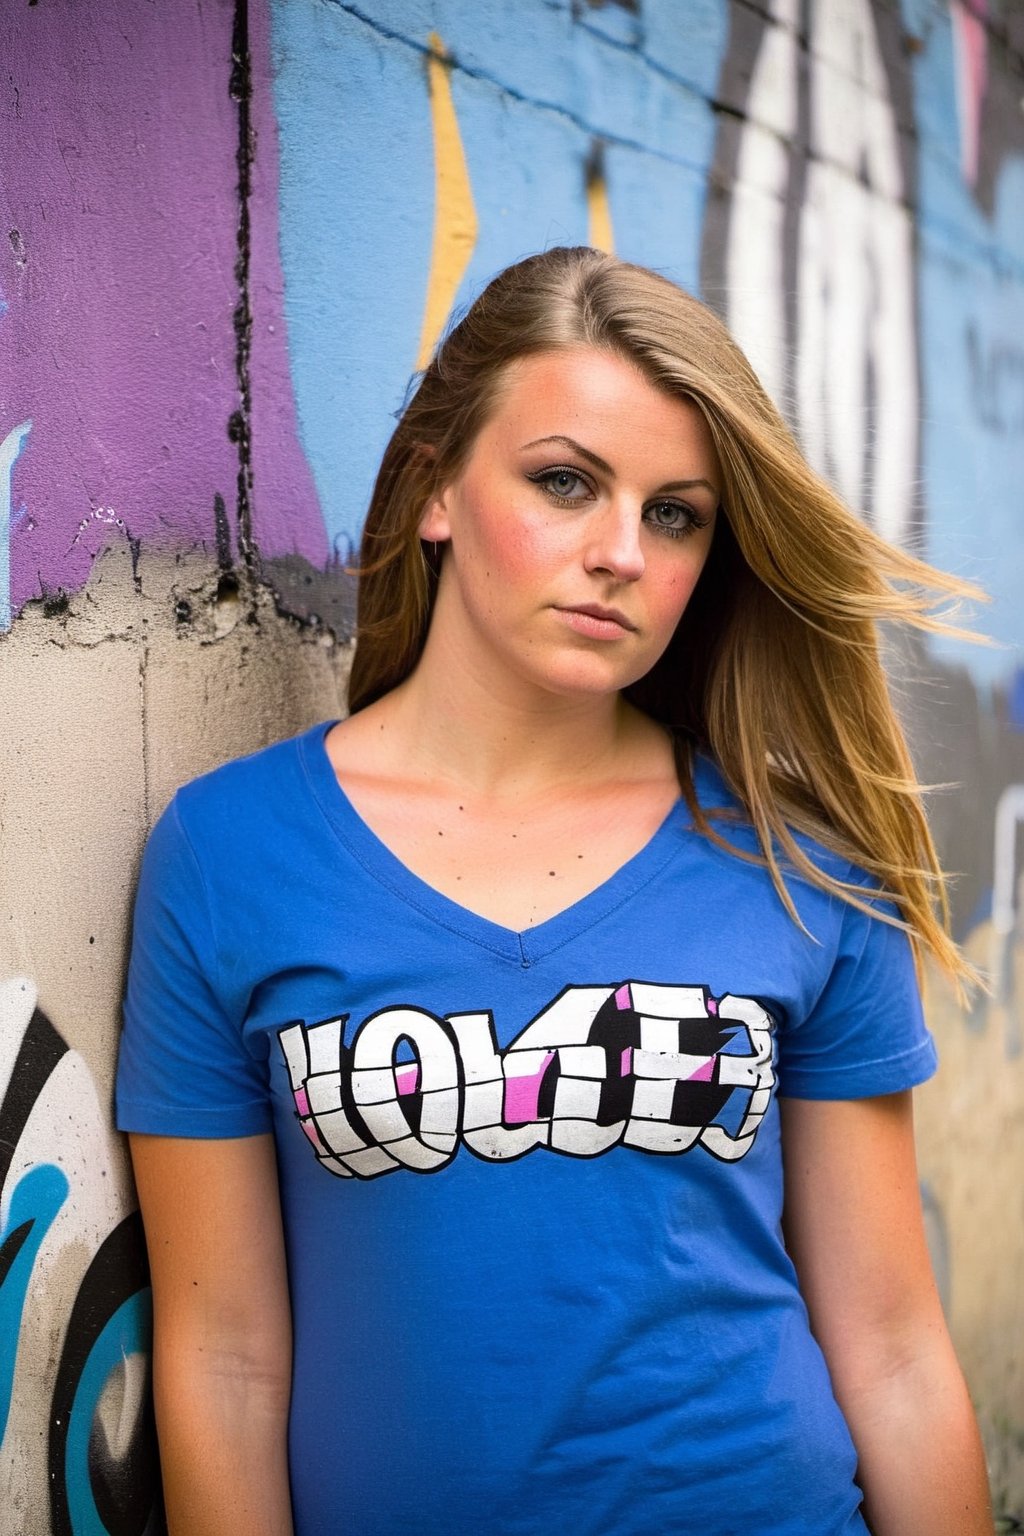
{"left": 0, "top": 4, "right": 349, "bottom": 1531}
{"left": 2, "top": 0, "right": 1022, "bottom": 1526}
{"left": 0, "top": 979, "right": 158, "bottom": 1535}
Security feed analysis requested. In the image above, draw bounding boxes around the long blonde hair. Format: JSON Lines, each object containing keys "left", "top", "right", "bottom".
{"left": 349, "top": 247, "right": 979, "bottom": 987}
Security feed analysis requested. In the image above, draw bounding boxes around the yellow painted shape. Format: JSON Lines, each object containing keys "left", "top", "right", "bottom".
{"left": 587, "top": 168, "right": 615, "bottom": 255}
{"left": 417, "top": 34, "right": 479, "bottom": 370}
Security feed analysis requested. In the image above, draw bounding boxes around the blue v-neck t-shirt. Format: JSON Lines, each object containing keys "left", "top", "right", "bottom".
{"left": 117, "top": 722, "right": 936, "bottom": 1535}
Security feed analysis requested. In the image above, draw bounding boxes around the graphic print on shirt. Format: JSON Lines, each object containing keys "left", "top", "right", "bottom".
{"left": 277, "top": 981, "right": 777, "bottom": 1180}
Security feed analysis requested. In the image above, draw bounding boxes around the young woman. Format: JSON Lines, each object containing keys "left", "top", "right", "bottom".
{"left": 118, "top": 248, "right": 992, "bottom": 1535}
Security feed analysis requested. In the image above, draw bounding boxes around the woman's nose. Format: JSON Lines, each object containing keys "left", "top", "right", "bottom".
{"left": 583, "top": 500, "right": 646, "bottom": 582}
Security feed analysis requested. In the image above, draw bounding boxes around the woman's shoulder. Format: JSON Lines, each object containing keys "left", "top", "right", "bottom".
{"left": 688, "top": 747, "right": 887, "bottom": 914}
{"left": 160, "top": 720, "right": 336, "bottom": 839}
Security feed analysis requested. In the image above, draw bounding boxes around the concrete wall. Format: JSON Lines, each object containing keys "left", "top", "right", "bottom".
{"left": 1, "top": 1, "right": 1021, "bottom": 1528}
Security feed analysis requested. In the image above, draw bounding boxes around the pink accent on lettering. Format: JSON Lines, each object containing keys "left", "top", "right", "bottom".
{"left": 687, "top": 1057, "right": 715, "bottom": 1082}
{"left": 620, "top": 1046, "right": 633, "bottom": 1077}
{"left": 614, "top": 984, "right": 632, "bottom": 1010}
{"left": 504, "top": 1051, "right": 556, "bottom": 1124}
{"left": 395, "top": 1063, "right": 420, "bottom": 1096}
{"left": 301, "top": 1118, "right": 320, "bottom": 1147}
{"left": 951, "top": 0, "right": 988, "bottom": 187}
{"left": 707, "top": 997, "right": 718, "bottom": 1015}
{"left": 294, "top": 1088, "right": 310, "bottom": 1117}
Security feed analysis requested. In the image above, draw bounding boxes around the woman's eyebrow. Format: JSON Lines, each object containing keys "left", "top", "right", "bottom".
{"left": 521, "top": 434, "right": 718, "bottom": 498}
{"left": 658, "top": 478, "right": 720, "bottom": 498}
{"left": 520, "top": 435, "right": 614, "bottom": 474}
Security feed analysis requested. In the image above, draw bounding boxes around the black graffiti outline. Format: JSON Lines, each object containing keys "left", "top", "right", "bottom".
{"left": 0, "top": 1002, "right": 164, "bottom": 1536}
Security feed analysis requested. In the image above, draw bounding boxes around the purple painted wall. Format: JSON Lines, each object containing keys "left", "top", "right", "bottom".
{"left": 0, "top": 0, "right": 240, "bottom": 619}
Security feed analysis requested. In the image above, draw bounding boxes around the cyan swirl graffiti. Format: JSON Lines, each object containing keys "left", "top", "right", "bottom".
{"left": 0, "top": 999, "right": 163, "bottom": 1535}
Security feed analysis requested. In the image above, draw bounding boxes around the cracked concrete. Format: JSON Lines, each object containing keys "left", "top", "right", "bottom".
{"left": 0, "top": 542, "right": 351, "bottom": 1100}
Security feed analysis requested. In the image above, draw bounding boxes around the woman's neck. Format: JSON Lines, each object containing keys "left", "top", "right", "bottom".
{"left": 351, "top": 650, "right": 669, "bottom": 804}
{"left": 387, "top": 684, "right": 629, "bottom": 799}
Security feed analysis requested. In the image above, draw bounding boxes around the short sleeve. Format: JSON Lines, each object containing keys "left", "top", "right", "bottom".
{"left": 777, "top": 896, "right": 938, "bottom": 1100}
{"left": 116, "top": 796, "right": 273, "bottom": 1137}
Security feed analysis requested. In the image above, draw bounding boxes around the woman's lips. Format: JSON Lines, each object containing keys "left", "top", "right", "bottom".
{"left": 554, "top": 604, "right": 637, "bottom": 639}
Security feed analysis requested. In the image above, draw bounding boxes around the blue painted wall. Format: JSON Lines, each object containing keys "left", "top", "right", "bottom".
{"left": 261, "top": 1, "right": 1024, "bottom": 689}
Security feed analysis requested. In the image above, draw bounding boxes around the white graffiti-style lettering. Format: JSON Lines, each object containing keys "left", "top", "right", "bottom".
{"left": 277, "top": 982, "right": 776, "bottom": 1180}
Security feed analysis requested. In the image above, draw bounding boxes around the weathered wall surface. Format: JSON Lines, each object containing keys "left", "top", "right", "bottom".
{"left": 1, "top": 0, "right": 1021, "bottom": 1529}
{"left": 0, "top": 5, "right": 350, "bottom": 1532}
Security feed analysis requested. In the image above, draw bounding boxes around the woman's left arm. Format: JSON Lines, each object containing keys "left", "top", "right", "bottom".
{"left": 780, "top": 1091, "right": 993, "bottom": 1536}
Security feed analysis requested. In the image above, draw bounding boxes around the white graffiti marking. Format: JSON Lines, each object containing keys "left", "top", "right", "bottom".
{"left": 725, "top": 0, "right": 917, "bottom": 545}
{"left": 278, "top": 981, "right": 777, "bottom": 1180}
{"left": 0, "top": 419, "right": 31, "bottom": 632}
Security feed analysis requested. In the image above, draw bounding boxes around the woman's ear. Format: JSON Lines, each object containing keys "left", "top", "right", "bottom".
{"left": 418, "top": 492, "right": 451, "bottom": 544}
{"left": 413, "top": 443, "right": 451, "bottom": 544}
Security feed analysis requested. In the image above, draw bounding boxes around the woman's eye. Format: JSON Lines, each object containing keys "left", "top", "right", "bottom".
{"left": 528, "top": 467, "right": 592, "bottom": 502}
{"left": 643, "top": 500, "right": 704, "bottom": 538}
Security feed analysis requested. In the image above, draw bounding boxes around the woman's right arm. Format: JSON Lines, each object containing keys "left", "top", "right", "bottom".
{"left": 130, "top": 1132, "right": 295, "bottom": 1536}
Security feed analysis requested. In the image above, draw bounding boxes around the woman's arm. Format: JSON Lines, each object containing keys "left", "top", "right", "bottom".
{"left": 780, "top": 1092, "right": 992, "bottom": 1536}
{"left": 130, "top": 1132, "right": 294, "bottom": 1536}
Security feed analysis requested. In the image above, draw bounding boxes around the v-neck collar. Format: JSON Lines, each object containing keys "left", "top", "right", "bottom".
{"left": 298, "top": 721, "right": 693, "bottom": 969}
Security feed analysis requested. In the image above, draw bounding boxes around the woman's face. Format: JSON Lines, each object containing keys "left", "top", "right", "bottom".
{"left": 419, "top": 346, "right": 721, "bottom": 704}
